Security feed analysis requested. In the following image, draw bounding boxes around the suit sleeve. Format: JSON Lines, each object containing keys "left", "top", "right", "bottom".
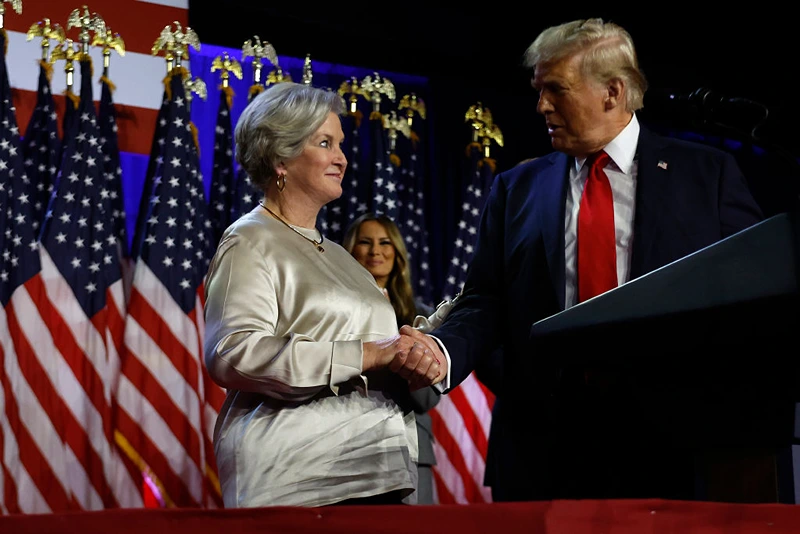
{"left": 430, "top": 175, "right": 508, "bottom": 390}
{"left": 719, "top": 152, "right": 764, "bottom": 236}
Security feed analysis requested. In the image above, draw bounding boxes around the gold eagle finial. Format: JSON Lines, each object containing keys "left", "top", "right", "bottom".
{"left": 152, "top": 21, "right": 200, "bottom": 71}
{"left": 465, "top": 102, "right": 504, "bottom": 158}
{"left": 399, "top": 93, "right": 426, "bottom": 128}
{"left": 49, "top": 37, "right": 80, "bottom": 64}
{"left": 211, "top": 51, "right": 243, "bottom": 88}
{"left": 27, "top": 18, "right": 65, "bottom": 61}
{"left": 66, "top": 5, "right": 106, "bottom": 57}
{"left": 266, "top": 65, "right": 291, "bottom": 86}
{"left": 92, "top": 25, "right": 124, "bottom": 78}
{"left": 337, "top": 76, "right": 368, "bottom": 115}
{"left": 360, "top": 72, "right": 395, "bottom": 118}
{"left": 242, "top": 35, "right": 277, "bottom": 88}
{"left": 92, "top": 25, "right": 125, "bottom": 56}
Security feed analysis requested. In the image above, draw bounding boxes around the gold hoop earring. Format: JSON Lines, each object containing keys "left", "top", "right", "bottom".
{"left": 276, "top": 173, "right": 286, "bottom": 192}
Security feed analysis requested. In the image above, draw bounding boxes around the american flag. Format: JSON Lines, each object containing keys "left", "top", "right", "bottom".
{"left": 440, "top": 142, "right": 495, "bottom": 301}
{"left": 208, "top": 88, "right": 235, "bottom": 248}
{"left": 130, "top": 91, "right": 169, "bottom": 260}
{"left": 231, "top": 165, "right": 260, "bottom": 224}
{"left": 97, "top": 75, "right": 129, "bottom": 262}
{"left": 370, "top": 111, "right": 399, "bottom": 221}
{"left": 431, "top": 141, "right": 496, "bottom": 504}
{"left": 340, "top": 110, "right": 368, "bottom": 232}
{"left": 230, "top": 85, "right": 262, "bottom": 226}
{"left": 5, "top": 55, "right": 141, "bottom": 511}
{"left": 21, "top": 60, "right": 59, "bottom": 233}
{"left": 0, "top": 27, "right": 54, "bottom": 514}
{"left": 396, "top": 116, "right": 434, "bottom": 308}
{"left": 61, "top": 71, "right": 79, "bottom": 157}
{"left": 117, "top": 66, "right": 223, "bottom": 508}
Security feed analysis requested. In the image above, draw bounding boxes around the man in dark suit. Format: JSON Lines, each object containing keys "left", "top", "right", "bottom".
{"left": 426, "top": 17, "right": 764, "bottom": 502}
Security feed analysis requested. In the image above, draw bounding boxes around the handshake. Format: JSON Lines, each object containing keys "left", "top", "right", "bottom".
{"left": 362, "top": 297, "right": 456, "bottom": 391}
{"left": 362, "top": 325, "right": 446, "bottom": 391}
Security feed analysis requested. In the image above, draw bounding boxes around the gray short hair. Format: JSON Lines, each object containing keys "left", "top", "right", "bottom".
{"left": 234, "top": 82, "right": 347, "bottom": 192}
{"left": 523, "top": 18, "right": 648, "bottom": 112}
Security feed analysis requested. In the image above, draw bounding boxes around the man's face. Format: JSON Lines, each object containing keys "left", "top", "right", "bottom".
{"left": 532, "top": 51, "right": 610, "bottom": 158}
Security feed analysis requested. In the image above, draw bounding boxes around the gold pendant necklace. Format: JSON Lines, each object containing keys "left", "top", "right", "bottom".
{"left": 259, "top": 202, "right": 325, "bottom": 253}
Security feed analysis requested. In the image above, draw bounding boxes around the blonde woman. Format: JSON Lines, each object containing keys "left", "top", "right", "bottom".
{"left": 343, "top": 212, "right": 441, "bottom": 505}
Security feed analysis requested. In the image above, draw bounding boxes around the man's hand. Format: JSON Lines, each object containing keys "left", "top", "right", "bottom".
{"left": 393, "top": 325, "right": 447, "bottom": 390}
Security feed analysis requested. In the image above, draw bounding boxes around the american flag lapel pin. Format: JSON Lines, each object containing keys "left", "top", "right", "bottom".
{"left": 657, "top": 160, "right": 668, "bottom": 170}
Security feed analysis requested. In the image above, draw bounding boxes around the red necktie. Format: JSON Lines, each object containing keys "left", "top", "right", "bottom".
{"left": 577, "top": 150, "right": 617, "bottom": 303}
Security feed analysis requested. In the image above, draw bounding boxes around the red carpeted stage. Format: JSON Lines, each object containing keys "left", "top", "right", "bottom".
{"left": 3, "top": 499, "right": 800, "bottom": 534}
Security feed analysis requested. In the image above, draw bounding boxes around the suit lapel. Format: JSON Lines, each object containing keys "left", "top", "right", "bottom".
{"left": 630, "top": 127, "right": 671, "bottom": 279}
{"left": 539, "top": 153, "right": 570, "bottom": 310}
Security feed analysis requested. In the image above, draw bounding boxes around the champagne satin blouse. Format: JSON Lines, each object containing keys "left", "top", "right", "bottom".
{"left": 203, "top": 210, "right": 418, "bottom": 507}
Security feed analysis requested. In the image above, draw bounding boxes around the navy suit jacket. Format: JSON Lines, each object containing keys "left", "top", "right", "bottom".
{"left": 430, "top": 125, "right": 764, "bottom": 501}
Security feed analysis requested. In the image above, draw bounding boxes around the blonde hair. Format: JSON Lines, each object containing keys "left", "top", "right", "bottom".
{"left": 523, "top": 18, "right": 648, "bottom": 112}
{"left": 342, "top": 213, "right": 417, "bottom": 327}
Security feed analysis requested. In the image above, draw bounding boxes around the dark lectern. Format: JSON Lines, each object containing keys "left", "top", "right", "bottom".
{"left": 530, "top": 211, "right": 800, "bottom": 503}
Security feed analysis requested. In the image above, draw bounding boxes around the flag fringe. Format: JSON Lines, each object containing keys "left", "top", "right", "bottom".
{"left": 410, "top": 130, "right": 420, "bottom": 148}
{"left": 349, "top": 109, "right": 364, "bottom": 128}
{"left": 464, "top": 141, "right": 482, "bottom": 158}
{"left": 38, "top": 59, "right": 54, "bottom": 82}
{"left": 190, "top": 122, "right": 201, "bottom": 157}
{"left": 220, "top": 85, "right": 234, "bottom": 110}
{"left": 65, "top": 90, "right": 80, "bottom": 110}
{"left": 163, "top": 66, "right": 190, "bottom": 102}
{"left": 100, "top": 75, "right": 116, "bottom": 93}
{"left": 248, "top": 84, "right": 264, "bottom": 99}
{"left": 205, "top": 463, "right": 222, "bottom": 498}
{"left": 114, "top": 430, "right": 175, "bottom": 507}
{"left": 479, "top": 158, "right": 497, "bottom": 174}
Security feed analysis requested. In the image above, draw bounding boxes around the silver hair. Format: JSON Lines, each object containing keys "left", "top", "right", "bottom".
{"left": 234, "top": 82, "right": 347, "bottom": 191}
{"left": 523, "top": 18, "right": 648, "bottom": 112}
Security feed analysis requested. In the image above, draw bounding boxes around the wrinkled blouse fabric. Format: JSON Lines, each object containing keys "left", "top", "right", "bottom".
{"left": 204, "top": 210, "right": 418, "bottom": 508}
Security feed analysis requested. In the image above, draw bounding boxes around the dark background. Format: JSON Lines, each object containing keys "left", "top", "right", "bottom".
{"left": 188, "top": 5, "right": 800, "bottom": 297}
{"left": 188, "top": 5, "right": 799, "bottom": 169}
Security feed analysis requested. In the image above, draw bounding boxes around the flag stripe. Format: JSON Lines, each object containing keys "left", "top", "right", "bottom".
{"left": 127, "top": 289, "right": 200, "bottom": 393}
{"left": 432, "top": 142, "right": 496, "bottom": 504}
{"left": 444, "top": 395, "right": 491, "bottom": 501}
{"left": 118, "top": 65, "right": 213, "bottom": 509}
{"left": 13, "top": 278, "right": 117, "bottom": 509}
{"left": 431, "top": 439, "right": 465, "bottom": 504}
{"left": 13, "top": 88, "right": 161, "bottom": 156}
{"left": 115, "top": 375, "right": 201, "bottom": 505}
{"left": 0, "top": 312, "right": 57, "bottom": 514}
{"left": 430, "top": 404, "right": 488, "bottom": 503}
{"left": 6, "top": 0, "right": 188, "bottom": 156}
{"left": 38, "top": 254, "right": 114, "bottom": 440}
{"left": 4, "top": 1, "right": 188, "bottom": 59}
{"left": 3, "top": 298, "right": 72, "bottom": 511}
{"left": 450, "top": 375, "right": 492, "bottom": 457}
{"left": 119, "top": 322, "right": 201, "bottom": 465}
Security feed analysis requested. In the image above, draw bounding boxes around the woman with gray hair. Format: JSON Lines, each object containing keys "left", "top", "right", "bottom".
{"left": 203, "top": 82, "right": 445, "bottom": 507}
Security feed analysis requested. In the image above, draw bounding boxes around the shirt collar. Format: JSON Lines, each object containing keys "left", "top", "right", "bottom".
{"left": 574, "top": 113, "right": 640, "bottom": 175}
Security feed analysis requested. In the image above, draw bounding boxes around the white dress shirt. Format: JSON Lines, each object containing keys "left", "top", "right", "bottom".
{"left": 564, "top": 114, "right": 640, "bottom": 308}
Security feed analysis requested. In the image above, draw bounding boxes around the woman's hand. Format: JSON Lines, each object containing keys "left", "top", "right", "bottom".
{"left": 396, "top": 325, "right": 446, "bottom": 390}
{"left": 362, "top": 334, "right": 416, "bottom": 372}
{"left": 362, "top": 330, "right": 445, "bottom": 389}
